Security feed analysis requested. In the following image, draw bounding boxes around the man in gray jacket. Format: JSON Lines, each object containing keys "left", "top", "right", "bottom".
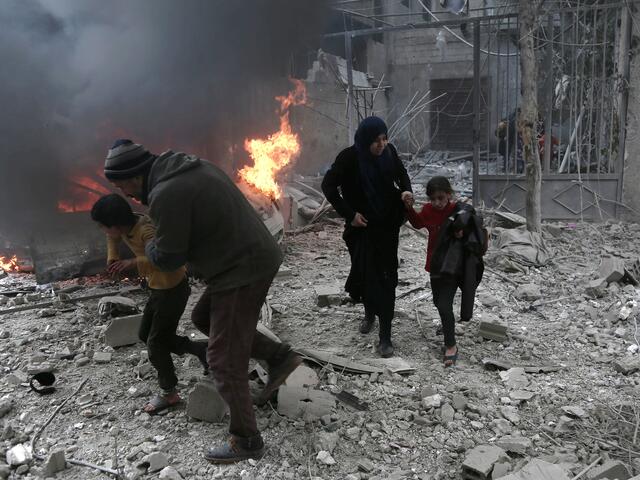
{"left": 104, "top": 139, "right": 302, "bottom": 463}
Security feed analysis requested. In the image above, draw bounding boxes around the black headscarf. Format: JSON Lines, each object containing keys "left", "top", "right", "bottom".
{"left": 354, "top": 116, "right": 396, "bottom": 222}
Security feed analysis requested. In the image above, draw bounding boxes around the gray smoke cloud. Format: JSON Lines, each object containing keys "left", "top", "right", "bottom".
{"left": 0, "top": 0, "right": 328, "bottom": 242}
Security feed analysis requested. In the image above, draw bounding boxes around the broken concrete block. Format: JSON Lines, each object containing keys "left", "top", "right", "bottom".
{"left": 314, "top": 284, "right": 342, "bottom": 307}
{"left": 357, "top": 458, "right": 375, "bottom": 473}
{"left": 561, "top": 405, "right": 587, "bottom": 418}
{"left": 42, "top": 450, "right": 66, "bottom": 477}
{"left": 186, "top": 381, "right": 228, "bottom": 423}
{"left": 159, "top": 466, "right": 183, "bottom": 480}
{"left": 462, "top": 445, "right": 509, "bottom": 479}
{"left": 314, "top": 431, "right": 339, "bottom": 454}
{"left": 316, "top": 450, "right": 336, "bottom": 465}
{"left": 440, "top": 403, "right": 455, "bottom": 424}
{"left": 479, "top": 320, "right": 508, "bottom": 342}
{"left": 284, "top": 365, "right": 319, "bottom": 387}
{"left": 509, "top": 390, "right": 535, "bottom": 402}
{"left": 514, "top": 284, "right": 541, "bottom": 301}
{"left": 93, "top": 352, "right": 112, "bottom": 363}
{"left": 478, "top": 292, "right": 500, "bottom": 308}
{"left": 6, "top": 444, "right": 32, "bottom": 466}
{"left": 421, "top": 394, "right": 443, "bottom": 409}
{"left": 495, "top": 435, "right": 531, "bottom": 455}
{"left": 277, "top": 386, "right": 335, "bottom": 419}
{"left": 585, "top": 460, "right": 631, "bottom": 480}
{"left": 276, "top": 265, "right": 293, "bottom": 279}
{"left": 599, "top": 256, "right": 626, "bottom": 283}
{"left": 624, "top": 258, "right": 640, "bottom": 285}
{"left": 492, "top": 461, "right": 513, "bottom": 479}
{"left": 499, "top": 368, "right": 529, "bottom": 390}
{"left": 613, "top": 356, "right": 640, "bottom": 375}
{"left": 138, "top": 452, "right": 169, "bottom": 473}
{"left": 98, "top": 295, "right": 139, "bottom": 318}
{"left": 0, "top": 398, "right": 13, "bottom": 419}
{"left": 586, "top": 278, "right": 608, "bottom": 298}
{"left": 499, "top": 459, "right": 570, "bottom": 480}
{"left": 104, "top": 314, "right": 143, "bottom": 347}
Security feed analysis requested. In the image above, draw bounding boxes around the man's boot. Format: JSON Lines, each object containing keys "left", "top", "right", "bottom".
{"left": 359, "top": 308, "right": 375, "bottom": 334}
{"left": 256, "top": 347, "right": 302, "bottom": 405}
{"left": 205, "top": 434, "right": 264, "bottom": 464}
{"left": 376, "top": 316, "right": 394, "bottom": 358}
{"left": 188, "top": 339, "right": 209, "bottom": 375}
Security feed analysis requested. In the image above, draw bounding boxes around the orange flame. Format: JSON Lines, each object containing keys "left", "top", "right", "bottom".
{"left": 240, "top": 79, "right": 307, "bottom": 199}
{"left": 0, "top": 255, "right": 19, "bottom": 272}
{"left": 58, "top": 174, "right": 112, "bottom": 213}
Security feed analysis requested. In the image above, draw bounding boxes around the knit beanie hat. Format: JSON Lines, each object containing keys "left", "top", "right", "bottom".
{"left": 104, "top": 139, "right": 155, "bottom": 180}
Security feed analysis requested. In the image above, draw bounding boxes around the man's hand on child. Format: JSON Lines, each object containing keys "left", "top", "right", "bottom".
{"left": 401, "top": 191, "right": 414, "bottom": 209}
{"left": 107, "top": 259, "right": 136, "bottom": 275}
{"left": 351, "top": 212, "right": 368, "bottom": 228}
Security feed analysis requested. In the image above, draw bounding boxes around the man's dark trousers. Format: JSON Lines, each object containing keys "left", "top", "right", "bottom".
{"left": 191, "top": 274, "right": 289, "bottom": 439}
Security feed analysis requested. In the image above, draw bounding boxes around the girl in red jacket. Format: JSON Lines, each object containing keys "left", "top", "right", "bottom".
{"left": 405, "top": 176, "right": 484, "bottom": 367}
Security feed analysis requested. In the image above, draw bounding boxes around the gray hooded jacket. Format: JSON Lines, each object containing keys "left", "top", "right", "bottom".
{"left": 144, "top": 150, "right": 282, "bottom": 291}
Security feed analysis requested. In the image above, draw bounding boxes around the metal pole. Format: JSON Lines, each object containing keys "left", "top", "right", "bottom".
{"left": 544, "top": 13, "right": 553, "bottom": 174}
{"left": 473, "top": 19, "right": 481, "bottom": 206}
{"left": 615, "top": 5, "right": 632, "bottom": 215}
{"left": 345, "top": 32, "right": 355, "bottom": 144}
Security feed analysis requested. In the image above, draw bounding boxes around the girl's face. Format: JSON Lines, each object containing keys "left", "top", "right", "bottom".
{"left": 429, "top": 190, "right": 452, "bottom": 210}
{"left": 369, "top": 134, "right": 388, "bottom": 157}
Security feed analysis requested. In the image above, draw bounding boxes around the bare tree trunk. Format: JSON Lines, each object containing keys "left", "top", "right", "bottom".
{"left": 518, "top": 0, "right": 542, "bottom": 233}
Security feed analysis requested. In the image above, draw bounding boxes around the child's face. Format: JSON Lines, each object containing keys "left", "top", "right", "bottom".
{"left": 369, "top": 134, "right": 388, "bottom": 157}
{"left": 429, "top": 191, "right": 452, "bottom": 210}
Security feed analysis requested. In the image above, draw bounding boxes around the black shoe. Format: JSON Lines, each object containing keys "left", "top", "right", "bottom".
{"left": 376, "top": 339, "right": 394, "bottom": 358}
{"left": 204, "top": 435, "right": 265, "bottom": 464}
{"left": 256, "top": 350, "right": 303, "bottom": 405}
{"left": 359, "top": 315, "right": 375, "bottom": 334}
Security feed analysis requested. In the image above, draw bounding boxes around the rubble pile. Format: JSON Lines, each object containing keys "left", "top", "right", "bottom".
{"left": 0, "top": 217, "right": 639, "bottom": 479}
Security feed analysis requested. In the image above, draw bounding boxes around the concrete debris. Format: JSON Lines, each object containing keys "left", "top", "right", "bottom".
{"left": 586, "top": 278, "right": 608, "bottom": 298}
{"left": 314, "top": 284, "right": 342, "bottom": 307}
{"left": 98, "top": 295, "right": 139, "bottom": 318}
{"left": 440, "top": 403, "right": 455, "bottom": 424}
{"left": 461, "top": 444, "right": 509, "bottom": 479}
{"left": 509, "top": 390, "right": 536, "bottom": 402}
{"left": 625, "top": 258, "right": 640, "bottom": 285}
{"left": 316, "top": 450, "right": 336, "bottom": 465}
{"left": 6, "top": 444, "right": 32, "bottom": 466}
{"left": 499, "top": 368, "right": 529, "bottom": 390}
{"left": 613, "top": 356, "right": 640, "bottom": 375}
{"left": 561, "top": 405, "right": 587, "bottom": 418}
{"left": 599, "top": 256, "right": 626, "bottom": 284}
{"left": 479, "top": 319, "right": 508, "bottom": 342}
{"left": 314, "top": 431, "right": 339, "bottom": 454}
{"left": 421, "top": 394, "right": 443, "bottom": 409}
{"left": 585, "top": 460, "right": 631, "bottom": 480}
{"left": 93, "top": 351, "right": 112, "bottom": 363}
{"left": 0, "top": 398, "right": 13, "bottom": 419}
{"left": 284, "top": 365, "right": 319, "bottom": 387}
{"left": 514, "top": 284, "right": 542, "bottom": 302}
{"left": 186, "top": 381, "right": 228, "bottom": 423}
{"left": 103, "top": 314, "right": 143, "bottom": 347}
{"left": 495, "top": 435, "right": 532, "bottom": 455}
{"left": 499, "top": 459, "right": 570, "bottom": 480}
{"left": 158, "top": 466, "right": 183, "bottom": 480}
{"left": 138, "top": 452, "right": 170, "bottom": 473}
{"left": 357, "top": 458, "right": 375, "bottom": 473}
{"left": 494, "top": 229, "right": 550, "bottom": 267}
{"left": 42, "top": 449, "right": 66, "bottom": 477}
{"left": 499, "top": 406, "right": 520, "bottom": 424}
{"left": 277, "top": 386, "right": 335, "bottom": 419}
{"left": 38, "top": 308, "right": 56, "bottom": 317}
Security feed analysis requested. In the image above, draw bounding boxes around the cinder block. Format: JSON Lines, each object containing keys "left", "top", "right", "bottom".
{"left": 104, "top": 314, "right": 143, "bottom": 347}
{"left": 186, "top": 381, "right": 228, "bottom": 423}
{"left": 479, "top": 321, "right": 508, "bottom": 342}
{"left": 586, "top": 460, "right": 631, "bottom": 480}
{"left": 315, "top": 284, "right": 342, "bottom": 307}
{"left": 599, "top": 256, "right": 626, "bottom": 283}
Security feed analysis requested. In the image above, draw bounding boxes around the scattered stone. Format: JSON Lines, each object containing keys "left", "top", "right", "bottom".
{"left": 509, "top": 390, "right": 535, "bottom": 402}
{"left": 514, "top": 284, "right": 542, "bottom": 301}
{"left": 499, "top": 368, "right": 529, "bottom": 389}
{"left": 277, "top": 386, "right": 335, "bottom": 419}
{"left": 500, "top": 406, "right": 520, "bottom": 424}
{"left": 613, "top": 357, "right": 640, "bottom": 375}
{"left": 500, "top": 459, "right": 570, "bottom": 480}
{"left": 586, "top": 278, "right": 608, "bottom": 298}
{"left": 27, "top": 362, "right": 55, "bottom": 374}
{"left": 98, "top": 295, "right": 139, "bottom": 318}
{"left": 495, "top": 435, "right": 532, "bottom": 455}
{"left": 462, "top": 445, "right": 509, "bottom": 479}
{"left": 314, "top": 284, "right": 342, "bottom": 307}
{"left": 316, "top": 450, "right": 336, "bottom": 465}
{"left": 285, "top": 365, "right": 319, "bottom": 387}
{"left": 0, "top": 398, "right": 13, "bottom": 419}
{"left": 585, "top": 460, "right": 631, "bottom": 480}
{"left": 421, "top": 394, "right": 443, "bottom": 409}
{"left": 5, "top": 372, "right": 27, "bottom": 385}
{"left": 75, "top": 356, "right": 90, "bottom": 367}
{"left": 478, "top": 292, "right": 500, "bottom": 308}
{"left": 0, "top": 464, "right": 10, "bottom": 479}
{"left": 314, "top": 431, "right": 339, "bottom": 454}
{"left": 440, "top": 404, "right": 455, "bottom": 424}
{"left": 452, "top": 394, "right": 468, "bottom": 411}
{"left": 357, "top": 458, "right": 375, "bottom": 473}
{"left": 93, "top": 351, "right": 112, "bottom": 363}
{"left": 561, "top": 405, "right": 587, "bottom": 418}
{"left": 599, "top": 256, "right": 626, "bottom": 283}
{"left": 38, "top": 308, "right": 56, "bottom": 318}
{"left": 104, "top": 314, "right": 144, "bottom": 347}
{"left": 6, "top": 444, "right": 32, "bottom": 466}
{"left": 479, "top": 320, "right": 508, "bottom": 342}
{"left": 42, "top": 450, "right": 66, "bottom": 477}
{"left": 158, "top": 466, "right": 183, "bottom": 480}
{"left": 186, "top": 381, "right": 228, "bottom": 423}
{"left": 138, "top": 452, "right": 169, "bottom": 473}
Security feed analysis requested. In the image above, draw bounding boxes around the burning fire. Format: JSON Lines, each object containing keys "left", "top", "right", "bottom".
{"left": 0, "top": 255, "right": 19, "bottom": 272}
{"left": 58, "top": 174, "right": 112, "bottom": 213}
{"left": 240, "top": 79, "right": 307, "bottom": 199}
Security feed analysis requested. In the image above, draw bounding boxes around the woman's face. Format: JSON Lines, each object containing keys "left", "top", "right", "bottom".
{"left": 429, "top": 191, "right": 452, "bottom": 210}
{"left": 369, "top": 134, "right": 388, "bottom": 157}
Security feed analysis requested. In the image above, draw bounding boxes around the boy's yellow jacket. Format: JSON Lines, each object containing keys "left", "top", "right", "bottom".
{"left": 106, "top": 214, "right": 185, "bottom": 290}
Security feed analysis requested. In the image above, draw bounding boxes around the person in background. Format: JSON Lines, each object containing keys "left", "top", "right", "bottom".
{"left": 91, "top": 194, "right": 208, "bottom": 414}
{"left": 404, "top": 177, "right": 486, "bottom": 367}
{"left": 322, "top": 116, "right": 413, "bottom": 358}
